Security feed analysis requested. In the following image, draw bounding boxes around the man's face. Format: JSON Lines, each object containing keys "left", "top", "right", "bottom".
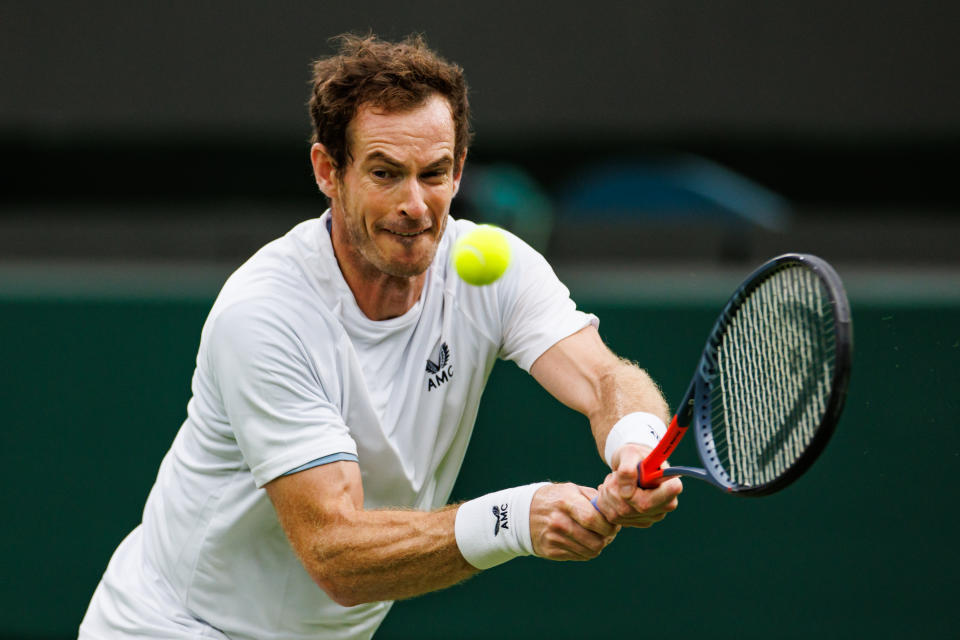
{"left": 326, "top": 94, "right": 463, "bottom": 279}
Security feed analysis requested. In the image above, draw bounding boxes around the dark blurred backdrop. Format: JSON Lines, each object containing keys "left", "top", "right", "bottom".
{"left": 3, "top": 0, "right": 959, "bottom": 266}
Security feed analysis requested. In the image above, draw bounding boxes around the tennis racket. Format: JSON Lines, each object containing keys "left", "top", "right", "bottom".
{"left": 617, "top": 253, "right": 852, "bottom": 496}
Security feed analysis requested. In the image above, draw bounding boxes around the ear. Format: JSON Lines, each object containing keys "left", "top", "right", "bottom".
{"left": 310, "top": 143, "right": 338, "bottom": 199}
{"left": 452, "top": 150, "right": 467, "bottom": 197}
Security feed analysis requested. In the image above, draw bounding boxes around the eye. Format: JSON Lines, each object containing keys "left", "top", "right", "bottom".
{"left": 371, "top": 168, "right": 392, "bottom": 180}
{"left": 421, "top": 169, "right": 447, "bottom": 182}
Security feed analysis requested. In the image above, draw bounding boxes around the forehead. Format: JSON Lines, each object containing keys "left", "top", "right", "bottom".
{"left": 348, "top": 95, "right": 456, "bottom": 162}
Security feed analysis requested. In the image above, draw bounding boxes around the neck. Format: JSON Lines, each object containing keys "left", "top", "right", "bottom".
{"left": 329, "top": 219, "right": 427, "bottom": 321}
{"left": 344, "top": 267, "right": 426, "bottom": 321}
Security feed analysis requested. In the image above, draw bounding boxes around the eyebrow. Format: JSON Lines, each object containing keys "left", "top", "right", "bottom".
{"left": 364, "top": 151, "right": 454, "bottom": 171}
{"left": 423, "top": 157, "right": 454, "bottom": 171}
{"left": 364, "top": 151, "right": 403, "bottom": 168}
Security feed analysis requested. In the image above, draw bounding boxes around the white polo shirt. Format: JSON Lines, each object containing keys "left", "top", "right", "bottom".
{"left": 80, "top": 212, "right": 597, "bottom": 640}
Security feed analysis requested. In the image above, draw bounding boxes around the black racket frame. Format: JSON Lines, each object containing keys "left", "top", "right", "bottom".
{"left": 669, "top": 253, "right": 853, "bottom": 496}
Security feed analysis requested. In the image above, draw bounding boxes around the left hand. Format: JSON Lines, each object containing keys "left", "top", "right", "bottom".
{"left": 529, "top": 482, "right": 621, "bottom": 561}
{"left": 592, "top": 443, "right": 683, "bottom": 528}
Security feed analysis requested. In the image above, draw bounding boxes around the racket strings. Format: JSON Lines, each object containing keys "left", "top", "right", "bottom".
{"left": 712, "top": 266, "right": 836, "bottom": 487}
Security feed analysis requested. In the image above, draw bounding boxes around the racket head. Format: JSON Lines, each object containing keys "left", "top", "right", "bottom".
{"left": 685, "top": 253, "right": 852, "bottom": 496}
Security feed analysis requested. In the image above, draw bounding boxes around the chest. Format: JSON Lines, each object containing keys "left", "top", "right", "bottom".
{"left": 349, "top": 304, "right": 494, "bottom": 426}
{"left": 335, "top": 294, "right": 501, "bottom": 505}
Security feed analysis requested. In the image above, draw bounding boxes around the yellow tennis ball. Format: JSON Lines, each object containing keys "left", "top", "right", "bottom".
{"left": 452, "top": 225, "right": 511, "bottom": 286}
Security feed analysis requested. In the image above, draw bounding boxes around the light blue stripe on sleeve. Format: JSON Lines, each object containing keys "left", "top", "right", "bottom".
{"left": 282, "top": 452, "right": 359, "bottom": 476}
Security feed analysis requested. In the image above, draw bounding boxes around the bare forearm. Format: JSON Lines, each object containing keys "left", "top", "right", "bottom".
{"left": 270, "top": 460, "right": 625, "bottom": 608}
{"left": 530, "top": 326, "right": 680, "bottom": 528}
{"left": 290, "top": 505, "right": 477, "bottom": 606}
{"left": 530, "top": 327, "right": 668, "bottom": 460}
{"left": 590, "top": 358, "right": 669, "bottom": 457}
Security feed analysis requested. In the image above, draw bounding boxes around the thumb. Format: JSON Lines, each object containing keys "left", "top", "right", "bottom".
{"left": 613, "top": 444, "right": 650, "bottom": 498}
{"left": 577, "top": 484, "right": 600, "bottom": 502}
{"left": 615, "top": 458, "right": 639, "bottom": 499}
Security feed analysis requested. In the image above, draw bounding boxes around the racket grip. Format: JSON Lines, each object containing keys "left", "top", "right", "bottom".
{"left": 639, "top": 414, "right": 687, "bottom": 489}
{"left": 590, "top": 414, "right": 687, "bottom": 511}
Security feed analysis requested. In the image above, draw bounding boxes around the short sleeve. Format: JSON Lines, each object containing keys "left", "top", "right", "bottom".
{"left": 206, "top": 300, "right": 357, "bottom": 488}
{"left": 496, "top": 234, "right": 598, "bottom": 371}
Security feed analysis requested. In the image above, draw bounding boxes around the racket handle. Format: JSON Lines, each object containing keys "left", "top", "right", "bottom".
{"left": 590, "top": 414, "right": 687, "bottom": 511}
{"left": 639, "top": 414, "right": 687, "bottom": 488}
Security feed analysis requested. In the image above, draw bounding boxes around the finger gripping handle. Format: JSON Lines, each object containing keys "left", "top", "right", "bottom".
{"left": 639, "top": 414, "right": 687, "bottom": 489}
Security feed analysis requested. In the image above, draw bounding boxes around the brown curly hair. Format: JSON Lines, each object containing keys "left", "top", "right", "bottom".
{"left": 309, "top": 33, "right": 472, "bottom": 174}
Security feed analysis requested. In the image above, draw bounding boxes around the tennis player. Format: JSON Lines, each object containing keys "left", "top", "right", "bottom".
{"left": 79, "top": 33, "right": 682, "bottom": 640}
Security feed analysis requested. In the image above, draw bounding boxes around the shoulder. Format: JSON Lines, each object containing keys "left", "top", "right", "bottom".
{"left": 202, "top": 218, "right": 347, "bottom": 358}
{"left": 213, "top": 217, "right": 342, "bottom": 322}
{"left": 227, "top": 218, "right": 332, "bottom": 293}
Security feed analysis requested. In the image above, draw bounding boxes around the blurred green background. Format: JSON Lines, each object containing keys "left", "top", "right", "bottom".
{"left": 1, "top": 279, "right": 956, "bottom": 638}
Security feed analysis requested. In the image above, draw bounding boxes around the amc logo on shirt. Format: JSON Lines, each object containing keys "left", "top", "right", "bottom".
{"left": 425, "top": 342, "right": 453, "bottom": 391}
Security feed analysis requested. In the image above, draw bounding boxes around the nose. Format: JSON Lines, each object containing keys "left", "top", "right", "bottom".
{"left": 398, "top": 177, "right": 429, "bottom": 219}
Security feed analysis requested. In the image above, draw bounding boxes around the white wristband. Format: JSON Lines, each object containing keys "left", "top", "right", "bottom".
{"left": 603, "top": 411, "right": 667, "bottom": 468}
{"left": 454, "top": 482, "right": 549, "bottom": 570}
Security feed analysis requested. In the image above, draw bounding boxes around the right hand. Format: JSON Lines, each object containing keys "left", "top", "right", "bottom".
{"left": 529, "top": 483, "right": 620, "bottom": 561}
{"left": 592, "top": 443, "right": 682, "bottom": 528}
